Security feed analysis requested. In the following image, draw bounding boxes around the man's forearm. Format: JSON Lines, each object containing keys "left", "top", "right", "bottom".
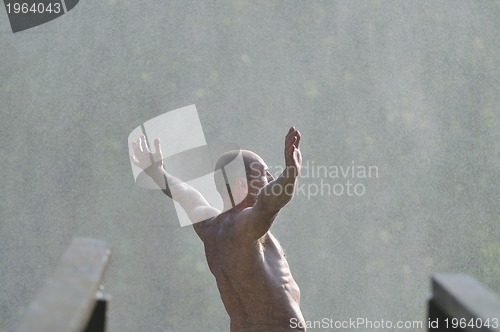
{"left": 144, "top": 165, "right": 178, "bottom": 198}
{"left": 258, "top": 168, "right": 297, "bottom": 213}
{"left": 144, "top": 165, "right": 212, "bottom": 214}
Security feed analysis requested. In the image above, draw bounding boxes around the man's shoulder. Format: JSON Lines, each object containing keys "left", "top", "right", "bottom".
{"left": 202, "top": 208, "right": 255, "bottom": 240}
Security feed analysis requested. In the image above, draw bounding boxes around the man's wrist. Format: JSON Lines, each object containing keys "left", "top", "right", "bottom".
{"left": 144, "top": 163, "right": 164, "bottom": 177}
{"left": 283, "top": 165, "right": 300, "bottom": 179}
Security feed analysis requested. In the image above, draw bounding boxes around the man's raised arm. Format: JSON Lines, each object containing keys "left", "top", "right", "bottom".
{"left": 245, "top": 127, "right": 302, "bottom": 240}
{"left": 131, "top": 136, "right": 219, "bottom": 232}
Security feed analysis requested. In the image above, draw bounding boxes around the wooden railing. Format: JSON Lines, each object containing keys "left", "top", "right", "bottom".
{"left": 428, "top": 273, "right": 500, "bottom": 331}
{"left": 15, "top": 237, "right": 111, "bottom": 332}
{"left": 13, "top": 241, "right": 499, "bottom": 332}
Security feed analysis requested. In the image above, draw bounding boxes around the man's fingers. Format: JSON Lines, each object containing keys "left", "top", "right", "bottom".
{"left": 132, "top": 139, "right": 143, "bottom": 156}
{"left": 285, "top": 127, "right": 301, "bottom": 149}
{"left": 285, "top": 129, "right": 295, "bottom": 143}
{"left": 295, "top": 130, "right": 301, "bottom": 148}
{"left": 154, "top": 138, "right": 162, "bottom": 155}
{"left": 140, "top": 135, "right": 151, "bottom": 153}
{"left": 131, "top": 155, "right": 140, "bottom": 166}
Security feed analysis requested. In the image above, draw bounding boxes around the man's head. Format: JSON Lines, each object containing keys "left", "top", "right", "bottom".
{"left": 214, "top": 150, "right": 274, "bottom": 208}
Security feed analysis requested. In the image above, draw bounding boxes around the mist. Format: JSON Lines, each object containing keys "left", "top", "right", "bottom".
{"left": 1, "top": 1, "right": 499, "bottom": 331}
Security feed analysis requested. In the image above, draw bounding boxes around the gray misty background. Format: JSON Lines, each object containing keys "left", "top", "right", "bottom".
{"left": 1, "top": 1, "right": 499, "bottom": 331}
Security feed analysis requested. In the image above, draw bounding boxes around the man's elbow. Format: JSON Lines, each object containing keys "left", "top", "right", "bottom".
{"left": 256, "top": 190, "right": 291, "bottom": 215}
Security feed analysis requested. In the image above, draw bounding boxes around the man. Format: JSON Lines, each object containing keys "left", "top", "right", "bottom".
{"left": 131, "top": 127, "right": 306, "bottom": 331}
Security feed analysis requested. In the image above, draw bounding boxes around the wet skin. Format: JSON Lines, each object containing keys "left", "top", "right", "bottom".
{"left": 195, "top": 161, "right": 305, "bottom": 331}
{"left": 132, "top": 127, "right": 305, "bottom": 331}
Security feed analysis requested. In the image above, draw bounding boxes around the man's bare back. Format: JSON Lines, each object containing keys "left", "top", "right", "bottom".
{"left": 132, "top": 127, "right": 306, "bottom": 331}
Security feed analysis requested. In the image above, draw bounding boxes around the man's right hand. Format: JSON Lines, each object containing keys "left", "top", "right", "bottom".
{"left": 284, "top": 127, "right": 302, "bottom": 179}
{"left": 131, "top": 135, "right": 164, "bottom": 174}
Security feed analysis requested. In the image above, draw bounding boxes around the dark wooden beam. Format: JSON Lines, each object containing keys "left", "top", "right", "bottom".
{"left": 15, "top": 237, "right": 111, "bottom": 332}
{"left": 429, "top": 273, "right": 500, "bottom": 332}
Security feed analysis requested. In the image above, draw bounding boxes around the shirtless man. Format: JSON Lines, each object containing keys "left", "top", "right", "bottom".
{"left": 131, "top": 127, "right": 306, "bottom": 331}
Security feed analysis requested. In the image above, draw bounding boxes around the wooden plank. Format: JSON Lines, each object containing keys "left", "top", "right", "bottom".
{"left": 83, "top": 292, "right": 110, "bottom": 332}
{"left": 431, "top": 273, "right": 500, "bottom": 332}
{"left": 428, "top": 298, "right": 466, "bottom": 331}
{"left": 15, "top": 237, "right": 111, "bottom": 332}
